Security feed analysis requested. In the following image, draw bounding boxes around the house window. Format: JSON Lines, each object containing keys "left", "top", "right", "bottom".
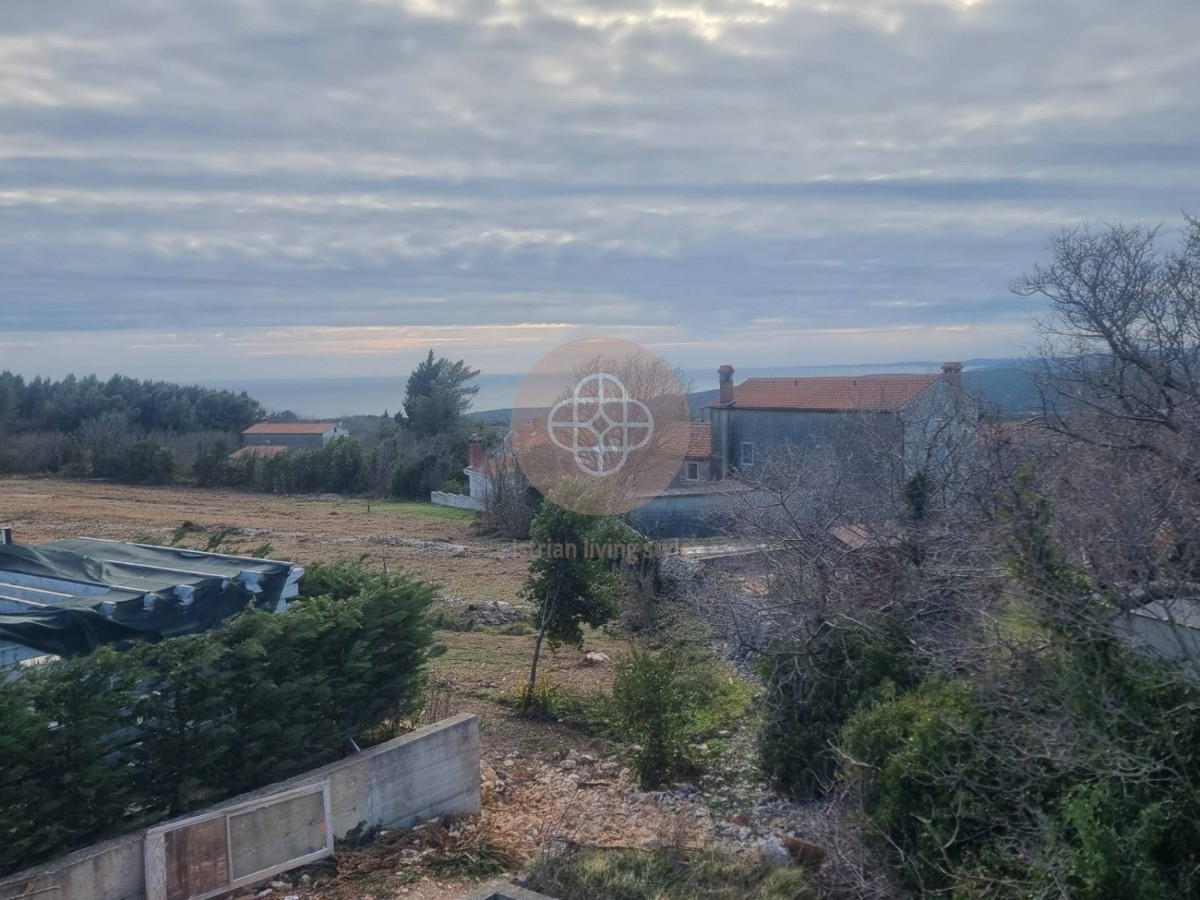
{"left": 740, "top": 442, "right": 755, "bottom": 466}
{"left": 685, "top": 461, "right": 700, "bottom": 481}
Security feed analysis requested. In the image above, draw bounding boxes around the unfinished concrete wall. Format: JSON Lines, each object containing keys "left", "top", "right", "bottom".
{"left": 0, "top": 713, "right": 480, "bottom": 900}
{"left": 0, "top": 833, "right": 147, "bottom": 900}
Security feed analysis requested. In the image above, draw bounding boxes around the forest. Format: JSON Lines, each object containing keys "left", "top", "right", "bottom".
{"left": 0, "top": 352, "right": 481, "bottom": 498}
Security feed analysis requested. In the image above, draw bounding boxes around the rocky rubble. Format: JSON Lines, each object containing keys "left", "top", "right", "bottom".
{"left": 645, "top": 758, "right": 893, "bottom": 894}
{"left": 436, "top": 595, "right": 531, "bottom": 627}
{"left": 482, "top": 737, "right": 847, "bottom": 876}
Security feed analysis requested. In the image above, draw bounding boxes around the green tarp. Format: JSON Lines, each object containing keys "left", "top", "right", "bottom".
{"left": 0, "top": 540, "right": 300, "bottom": 659}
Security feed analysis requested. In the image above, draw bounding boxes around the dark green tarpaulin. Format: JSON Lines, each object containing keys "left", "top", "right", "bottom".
{"left": 0, "top": 540, "right": 300, "bottom": 659}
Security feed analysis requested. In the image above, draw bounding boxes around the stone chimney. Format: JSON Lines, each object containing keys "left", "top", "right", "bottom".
{"left": 941, "top": 361, "right": 963, "bottom": 388}
{"left": 468, "top": 435, "right": 484, "bottom": 469}
{"left": 718, "top": 364, "right": 735, "bottom": 406}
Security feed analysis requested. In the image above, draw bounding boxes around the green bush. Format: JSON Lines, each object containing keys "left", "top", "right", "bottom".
{"left": 0, "top": 561, "right": 434, "bottom": 876}
{"left": 758, "top": 616, "right": 919, "bottom": 797}
{"left": 390, "top": 457, "right": 427, "bottom": 499}
{"left": 439, "top": 476, "right": 467, "bottom": 495}
{"left": 1049, "top": 779, "right": 1187, "bottom": 900}
{"left": 298, "top": 556, "right": 378, "bottom": 600}
{"left": 1032, "top": 637, "right": 1200, "bottom": 898}
{"left": 828, "top": 628, "right": 1200, "bottom": 897}
{"left": 613, "top": 648, "right": 750, "bottom": 788}
{"left": 838, "top": 679, "right": 998, "bottom": 893}
{"left": 0, "top": 650, "right": 140, "bottom": 866}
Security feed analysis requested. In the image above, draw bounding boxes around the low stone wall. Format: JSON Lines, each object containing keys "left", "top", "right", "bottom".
{"left": 0, "top": 713, "right": 481, "bottom": 900}
{"left": 431, "top": 490, "right": 482, "bottom": 511}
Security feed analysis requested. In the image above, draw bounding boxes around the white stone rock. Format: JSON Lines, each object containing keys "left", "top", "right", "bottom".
{"left": 756, "top": 836, "right": 792, "bottom": 869}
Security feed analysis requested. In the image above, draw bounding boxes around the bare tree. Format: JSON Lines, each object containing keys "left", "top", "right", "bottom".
{"left": 1013, "top": 215, "right": 1200, "bottom": 655}
{"left": 513, "top": 348, "right": 691, "bottom": 516}
{"left": 686, "top": 215, "right": 1200, "bottom": 897}
{"left": 78, "top": 410, "right": 132, "bottom": 461}
{"left": 1013, "top": 214, "right": 1200, "bottom": 478}
{"left": 480, "top": 458, "right": 539, "bottom": 539}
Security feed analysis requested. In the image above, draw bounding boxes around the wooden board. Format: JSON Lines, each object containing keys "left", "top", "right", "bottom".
{"left": 164, "top": 817, "right": 229, "bottom": 900}
{"left": 145, "top": 783, "right": 333, "bottom": 900}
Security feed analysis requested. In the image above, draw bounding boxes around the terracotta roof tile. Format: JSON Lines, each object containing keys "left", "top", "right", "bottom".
{"left": 676, "top": 422, "right": 711, "bottom": 459}
{"left": 242, "top": 421, "right": 339, "bottom": 435}
{"left": 471, "top": 420, "right": 711, "bottom": 475}
{"left": 687, "top": 422, "right": 711, "bottom": 458}
{"left": 716, "top": 374, "right": 940, "bottom": 412}
{"left": 611, "top": 421, "right": 711, "bottom": 459}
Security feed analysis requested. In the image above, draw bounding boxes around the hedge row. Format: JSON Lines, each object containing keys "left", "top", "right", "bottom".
{"left": 0, "top": 562, "right": 434, "bottom": 876}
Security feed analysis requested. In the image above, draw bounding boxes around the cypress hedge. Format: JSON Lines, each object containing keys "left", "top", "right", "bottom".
{"left": 0, "top": 561, "right": 434, "bottom": 876}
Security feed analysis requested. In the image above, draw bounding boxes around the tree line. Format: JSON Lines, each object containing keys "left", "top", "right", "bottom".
{"left": 0, "top": 351, "right": 486, "bottom": 499}
{"left": 0, "top": 372, "right": 263, "bottom": 434}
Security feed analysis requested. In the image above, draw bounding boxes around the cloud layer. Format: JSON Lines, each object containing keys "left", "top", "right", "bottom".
{"left": 1, "top": 0, "right": 1197, "bottom": 377}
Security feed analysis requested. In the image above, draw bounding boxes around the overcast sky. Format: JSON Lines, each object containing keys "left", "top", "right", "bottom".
{"left": 1, "top": 0, "right": 1197, "bottom": 382}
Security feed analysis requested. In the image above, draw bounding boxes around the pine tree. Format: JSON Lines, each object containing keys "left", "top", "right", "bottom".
{"left": 399, "top": 350, "right": 480, "bottom": 436}
{"left": 521, "top": 500, "right": 620, "bottom": 711}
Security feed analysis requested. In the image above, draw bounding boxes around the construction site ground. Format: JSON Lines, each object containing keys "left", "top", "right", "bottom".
{"left": 0, "top": 478, "right": 785, "bottom": 900}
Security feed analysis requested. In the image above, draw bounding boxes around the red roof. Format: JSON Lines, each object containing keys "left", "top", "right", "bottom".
{"left": 470, "top": 420, "right": 711, "bottom": 476}
{"left": 242, "top": 421, "right": 338, "bottom": 435}
{"left": 685, "top": 422, "right": 711, "bottom": 458}
{"left": 664, "top": 421, "right": 711, "bottom": 459}
{"left": 229, "top": 444, "right": 290, "bottom": 459}
{"left": 715, "top": 374, "right": 940, "bottom": 412}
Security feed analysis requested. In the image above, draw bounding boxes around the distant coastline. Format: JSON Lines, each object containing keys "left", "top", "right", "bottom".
{"left": 200, "top": 359, "right": 1030, "bottom": 419}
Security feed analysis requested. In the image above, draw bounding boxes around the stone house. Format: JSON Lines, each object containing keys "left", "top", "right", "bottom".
{"left": 707, "top": 362, "right": 973, "bottom": 485}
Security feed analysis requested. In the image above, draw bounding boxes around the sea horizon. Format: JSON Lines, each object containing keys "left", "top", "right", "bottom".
{"left": 199, "top": 359, "right": 1013, "bottom": 419}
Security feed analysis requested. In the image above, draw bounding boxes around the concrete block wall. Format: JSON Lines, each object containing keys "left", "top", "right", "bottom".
{"left": 0, "top": 713, "right": 480, "bottom": 900}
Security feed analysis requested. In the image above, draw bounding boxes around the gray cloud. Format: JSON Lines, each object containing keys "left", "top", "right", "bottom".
{"left": 0, "top": 0, "right": 1196, "bottom": 376}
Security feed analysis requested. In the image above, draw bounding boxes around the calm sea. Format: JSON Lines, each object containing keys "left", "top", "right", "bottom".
{"left": 201, "top": 362, "right": 964, "bottom": 419}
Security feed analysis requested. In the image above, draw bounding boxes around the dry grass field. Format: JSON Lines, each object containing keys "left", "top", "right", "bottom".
{"left": 0, "top": 477, "right": 527, "bottom": 599}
